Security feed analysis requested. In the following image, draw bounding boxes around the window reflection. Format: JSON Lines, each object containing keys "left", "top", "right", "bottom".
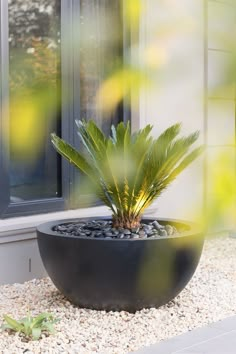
{"left": 71, "top": 0, "right": 124, "bottom": 206}
{"left": 8, "top": 0, "right": 61, "bottom": 202}
{"left": 8, "top": 0, "right": 124, "bottom": 206}
{"left": 79, "top": 0, "right": 123, "bottom": 135}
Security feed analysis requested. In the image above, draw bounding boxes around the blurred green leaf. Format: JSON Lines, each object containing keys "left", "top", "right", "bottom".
{"left": 1, "top": 312, "right": 58, "bottom": 341}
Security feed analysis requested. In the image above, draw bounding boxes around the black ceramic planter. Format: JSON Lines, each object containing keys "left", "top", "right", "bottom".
{"left": 37, "top": 217, "right": 204, "bottom": 312}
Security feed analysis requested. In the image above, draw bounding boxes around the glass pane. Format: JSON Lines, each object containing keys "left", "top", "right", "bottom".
{"left": 72, "top": 0, "right": 124, "bottom": 206}
{"left": 80, "top": 0, "right": 123, "bottom": 135}
{"left": 8, "top": 0, "right": 61, "bottom": 202}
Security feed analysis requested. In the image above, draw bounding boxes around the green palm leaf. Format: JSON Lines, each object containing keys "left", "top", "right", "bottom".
{"left": 51, "top": 120, "right": 204, "bottom": 228}
{"left": 51, "top": 133, "right": 93, "bottom": 177}
{"left": 137, "top": 145, "right": 205, "bottom": 214}
{"left": 51, "top": 132, "right": 116, "bottom": 212}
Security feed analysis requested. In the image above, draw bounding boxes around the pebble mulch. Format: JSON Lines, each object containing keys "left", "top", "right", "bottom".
{"left": 0, "top": 236, "right": 236, "bottom": 354}
{"left": 53, "top": 219, "right": 184, "bottom": 239}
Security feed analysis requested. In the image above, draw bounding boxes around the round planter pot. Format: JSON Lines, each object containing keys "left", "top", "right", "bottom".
{"left": 37, "top": 217, "right": 204, "bottom": 312}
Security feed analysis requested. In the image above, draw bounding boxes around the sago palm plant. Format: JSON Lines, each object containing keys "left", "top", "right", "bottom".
{"left": 51, "top": 120, "right": 204, "bottom": 229}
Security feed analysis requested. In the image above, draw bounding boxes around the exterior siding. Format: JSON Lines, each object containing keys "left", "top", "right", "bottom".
{"left": 139, "top": 0, "right": 205, "bottom": 221}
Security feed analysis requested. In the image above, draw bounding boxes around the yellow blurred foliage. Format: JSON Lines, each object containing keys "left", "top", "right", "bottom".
{"left": 9, "top": 89, "right": 58, "bottom": 162}
{"left": 124, "top": 0, "right": 143, "bottom": 30}
{"left": 206, "top": 151, "right": 236, "bottom": 230}
{"left": 144, "top": 44, "right": 168, "bottom": 69}
{"left": 10, "top": 97, "right": 41, "bottom": 158}
{"left": 96, "top": 67, "right": 151, "bottom": 114}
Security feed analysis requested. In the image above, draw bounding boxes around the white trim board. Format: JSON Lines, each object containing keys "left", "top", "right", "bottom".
{"left": 0, "top": 206, "right": 111, "bottom": 243}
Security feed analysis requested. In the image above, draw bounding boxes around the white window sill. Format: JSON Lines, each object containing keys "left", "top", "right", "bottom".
{"left": 0, "top": 206, "right": 111, "bottom": 243}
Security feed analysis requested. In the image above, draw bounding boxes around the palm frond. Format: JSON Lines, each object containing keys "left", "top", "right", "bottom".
{"left": 135, "top": 145, "right": 205, "bottom": 216}
{"left": 51, "top": 120, "right": 204, "bottom": 227}
{"left": 51, "top": 133, "right": 93, "bottom": 177}
{"left": 51, "top": 132, "right": 116, "bottom": 213}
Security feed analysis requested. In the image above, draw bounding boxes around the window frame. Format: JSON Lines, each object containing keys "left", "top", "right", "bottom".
{"left": 0, "top": 0, "right": 130, "bottom": 219}
{"left": 0, "top": 0, "right": 71, "bottom": 218}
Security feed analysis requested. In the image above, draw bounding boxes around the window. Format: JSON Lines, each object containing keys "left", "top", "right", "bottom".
{"left": 0, "top": 0, "right": 128, "bottom": 218}
{"left": 9, "top": 0, "right": 61, "bottom": 203}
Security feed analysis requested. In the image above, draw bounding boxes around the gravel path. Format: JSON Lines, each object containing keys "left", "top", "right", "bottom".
{"left": 0, "top": 236, "right": 236, "bottom": 354}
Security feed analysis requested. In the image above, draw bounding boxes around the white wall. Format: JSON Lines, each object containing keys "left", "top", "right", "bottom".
{"left": 206, "top": 0, "right": 236, "bottom": 232}
{"left": 138, "top": 0, "right": 205, "bottom": 221}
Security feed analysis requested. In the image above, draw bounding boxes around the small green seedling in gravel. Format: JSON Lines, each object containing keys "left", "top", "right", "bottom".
{"left": 1, "top": 312, "right": 58, "bottom": 340}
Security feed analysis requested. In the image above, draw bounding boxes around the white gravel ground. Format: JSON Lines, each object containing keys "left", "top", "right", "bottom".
{"left": 0, "top": 235, "right": 236, "bottom": 354}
